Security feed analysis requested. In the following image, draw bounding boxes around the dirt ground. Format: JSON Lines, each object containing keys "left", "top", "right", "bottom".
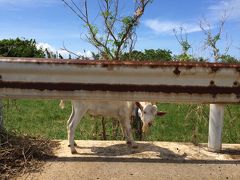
{"left": 19, "top": 140, "right": 240, "bottom": 180}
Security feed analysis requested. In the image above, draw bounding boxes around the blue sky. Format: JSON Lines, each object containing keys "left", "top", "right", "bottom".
{"left": 0, "top": 0, "right": 239, "bottom": 59}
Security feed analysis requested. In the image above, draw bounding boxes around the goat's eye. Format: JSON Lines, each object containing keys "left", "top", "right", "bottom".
{"left": 143, "top": 111, "right": 146, "bottom": 114}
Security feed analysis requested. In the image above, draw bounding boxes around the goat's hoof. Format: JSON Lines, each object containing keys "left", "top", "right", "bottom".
{"left": 68, "top": 142, "right": 77, "bottom": 147}
{"left": 127, "top": 141, "right": 138, "bottom": 148}
{"left": 71, "top": 149, "right": 78, "bottom": 154}
{"left": 131, "top": 143, "right": 138, "bottom": 149}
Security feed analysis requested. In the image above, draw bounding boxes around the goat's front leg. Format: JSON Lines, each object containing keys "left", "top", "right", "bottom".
{"left": 68, "top": 102, "right": 86, "bottom": 154}
{"left": 119, "top": 117, "right": 138, "bottom": 148}
{"left": 67, "top": 105, "right": 76, "bottom": 147}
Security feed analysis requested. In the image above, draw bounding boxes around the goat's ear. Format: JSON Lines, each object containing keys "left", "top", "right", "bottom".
{"left": 151, "top": 105, "right": 158, "bottom": 114}
{"left": 157, "top": 111, "right": 166, "bottom": 116}
{"left": 135, "top": 102, "right": 143, "bottom": 111}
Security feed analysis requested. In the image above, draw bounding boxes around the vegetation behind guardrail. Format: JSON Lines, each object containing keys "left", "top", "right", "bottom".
{"left": 3, "top": 99, "right": 240, "bottom": 144}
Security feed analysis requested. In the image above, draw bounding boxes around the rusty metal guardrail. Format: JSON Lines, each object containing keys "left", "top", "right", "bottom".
{"left": 0, "top": 57, "right": 240, "bottom": 103}
{"left": 0, "top": 57, "right": 240, "bottom": 152}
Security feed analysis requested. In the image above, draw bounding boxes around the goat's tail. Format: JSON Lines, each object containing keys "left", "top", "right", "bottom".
{"left": 59, "top": 100, "right": 65, "bottom": 109}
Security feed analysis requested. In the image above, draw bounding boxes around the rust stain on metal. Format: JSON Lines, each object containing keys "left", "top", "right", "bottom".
{"left": 173, "top": 66, "right": 181, "bottom": 75}
{"left": 236, "top": 68, "right": 240, "bottom": 74}
{"left": 0, "top": 81, "right": 240, "bottom": 97}
{"left": 209, "top": 80, "right": 215, "bottom": 86}
{"left": 1, "top": 57, "right": 240, "bottom": 69}
{"left": 211, "top": 66, "right": 220, "bottom": 73}
{"left": 233, "top": 81, "right": 239, "bottom": 87}
{"left": 212, "top": 94, "right": 217, "bottom": 98}
{"left": 101, "top": 63, "right": 115, "bottom": 71}
{"left": 209, "top": 81, "right": 217, "bottom": 98}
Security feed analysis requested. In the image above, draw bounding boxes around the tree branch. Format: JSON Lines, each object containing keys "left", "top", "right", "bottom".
{"left": 62, "top": 0, "right": 151, "bottom": 60}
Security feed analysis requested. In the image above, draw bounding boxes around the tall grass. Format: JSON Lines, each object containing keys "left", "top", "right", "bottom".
{"left": 3, "top": 99, "right": 240, "bottom": 143}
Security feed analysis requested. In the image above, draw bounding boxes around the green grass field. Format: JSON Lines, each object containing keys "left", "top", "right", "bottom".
{"left": 3, "top": 99, "right": 240, "bottom": 144}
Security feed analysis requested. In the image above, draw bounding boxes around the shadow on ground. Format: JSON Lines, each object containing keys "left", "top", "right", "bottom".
{"left": 90, "top": 142, "right": 186, "bottom": 158}
{"left": 50, "top": 142, "right": 240, "bottom": 165}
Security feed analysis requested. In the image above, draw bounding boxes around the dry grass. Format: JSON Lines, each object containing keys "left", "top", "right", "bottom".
{"left": 0, "top": 128, "right": 59, "bottom": 179}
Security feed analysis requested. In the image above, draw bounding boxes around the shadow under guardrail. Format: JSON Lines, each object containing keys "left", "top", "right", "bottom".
{"left": 49, "top": 142, "right": 240, "bottom": 165}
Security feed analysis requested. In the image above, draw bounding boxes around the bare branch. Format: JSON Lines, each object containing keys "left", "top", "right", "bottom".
{"left": 199, "top": 13, "right": 228, "bottom": 62}
{"left": 101, "top": 0, "right": 118, "bottom": 43}
{"left": 115, "top": 0, "right": 151, "bottom": 59}
{"left": 62, "top": 0, "right": 151, "bottom": 60}
{"left": 62, "top": 0, "right": 87, "bottom": 23}
{"left": 173, "top": 27, "right": 191, "bottom": 55}
{"left": 61, "top": 43, "right": 82, "bottom": 59}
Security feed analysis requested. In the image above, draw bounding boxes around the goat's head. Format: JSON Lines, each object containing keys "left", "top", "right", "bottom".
{"left": 136, "top": 102, "right": 158, "bottom": 133}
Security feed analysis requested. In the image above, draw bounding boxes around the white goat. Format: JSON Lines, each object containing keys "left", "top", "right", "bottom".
{"left": 60, "top": 100, "right": 160, "bottom": 154}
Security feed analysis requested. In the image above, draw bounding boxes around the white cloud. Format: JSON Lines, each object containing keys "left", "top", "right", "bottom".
{"left": 57, "top": 49, "right": 71, "bottom": 58}
{"left": 76, "top": 50, "right": 93, "bottom": 58}
{"left": 144, "top": 19, "right": 201, "bottom": 34}
{"left": 36, "top": 42, "right": 93, "bottom": 59}
{"left": 37, "top": 42, "right": 56, "bottom": 52}
{"left": 208, "top": 0, "right": 240, "bottom": 20}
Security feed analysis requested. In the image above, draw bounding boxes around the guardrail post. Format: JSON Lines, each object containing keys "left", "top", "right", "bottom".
{"left": 208, "top": 104, "right": 224, "bottom": 152}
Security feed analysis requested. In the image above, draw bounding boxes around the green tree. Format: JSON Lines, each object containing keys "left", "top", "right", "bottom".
{"left": 62, "top": 0, "right": 152, "bottom": 60}
{"left": 173, "top": 53, "right": 194, "bottom": 61}
{"left": 121, "top": 49, "right": 172, "bottom": 61}
{"left": 173, "top": 27, "right": 193, "bottom": 61}
{"left": 173, "top": 27, "right": 191, "bottom": 55}
{"left": 219, "top": 54, "right": 239, "bottom": 64}
{"left": 0, "top": 38, "right": 45, "bottom": 129}
{"left": 144, "top": 49, "right": 172, "bottom": 61}
{"left": 0, "top": 38, "right": 45, "bottom": 58}
{"left": 199, "top": 13, "right": 231, "bottom": 62}
{"left": 121, "top": 50, "right": 145, "bottom": 61}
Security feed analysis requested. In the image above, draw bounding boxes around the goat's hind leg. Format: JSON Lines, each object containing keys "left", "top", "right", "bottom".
{"left": 119, "top": 117, "right": 138, "bottom": 148}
